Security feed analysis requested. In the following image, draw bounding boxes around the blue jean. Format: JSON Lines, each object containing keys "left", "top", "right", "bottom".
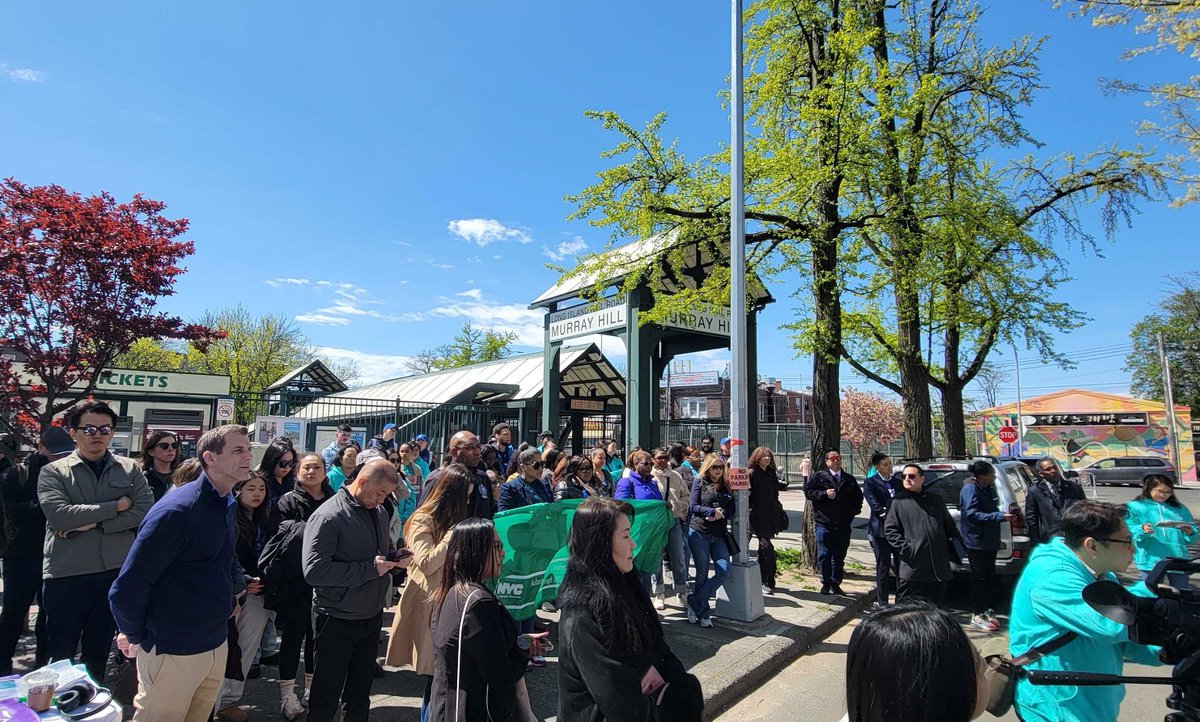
{"left": 651, "top": 520, "right": 690, "bottom": 595}
{"left": 687, "top": 529, "right": 730, "bottom": 619}
{"left": 815, "top": 524, "right": 851, "bottom": 587}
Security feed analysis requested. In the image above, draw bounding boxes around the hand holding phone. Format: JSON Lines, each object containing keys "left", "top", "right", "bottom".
{"left": 392, "top": 548, "right": 415, "bottom": 567}
{"left": 517, "top": 631, "right": 551, "bottom": 657}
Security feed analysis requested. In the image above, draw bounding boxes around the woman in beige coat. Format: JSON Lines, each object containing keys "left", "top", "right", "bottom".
{"left": 385, "top": 463, "right": 474, "bottom": 714}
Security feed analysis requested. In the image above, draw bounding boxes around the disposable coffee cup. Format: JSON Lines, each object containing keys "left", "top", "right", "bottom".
{"left": 22, "top": 671, "right": 55, "bottom": 713}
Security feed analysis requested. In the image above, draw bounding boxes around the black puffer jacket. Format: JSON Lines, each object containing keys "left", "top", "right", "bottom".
{"left": 261, "top": 482, "right": 332, "bottom": 609}
{"left": 883, "top": 488, "right": 961, "bottom": 582}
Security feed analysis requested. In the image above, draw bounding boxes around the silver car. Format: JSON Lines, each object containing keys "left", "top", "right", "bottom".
{"left": 1077, "top": 456, "right": 1178, "bottom": 487}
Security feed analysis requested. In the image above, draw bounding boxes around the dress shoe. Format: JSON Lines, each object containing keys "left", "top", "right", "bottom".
{"left": 832, "top": 584, "right": 846, "bottom": 595}
{"left": 820, "top": 584, "right": 832, "bottom": 595}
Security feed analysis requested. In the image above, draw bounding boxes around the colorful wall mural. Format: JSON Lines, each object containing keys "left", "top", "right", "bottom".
{"left": 981, "top": 389, "right": 1196, "bottom": 482}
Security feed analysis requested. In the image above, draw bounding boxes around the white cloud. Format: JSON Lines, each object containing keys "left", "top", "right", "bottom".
{"left": 431, "top": 262, "right": 455, "bottom": 270}
{"left": 543, "top": 236, "right": 587, "bottom": 262}
{"left": 447, "top": 218, "right": 532, "bottom": 247}
{"left": 316, "top": 347, "right": 414, "bottom": 387}
{"left": 2, "top": 65, "right": 45, "bottom": 83}
{"left": 264, "top": 277, "right": 311, "bottom": 288}
{"left": 457, "top": 288, "right": 484, "bottom": 301}
{"left": 427, "top": 296, "right": 545, "bottom": 347}
{"left": 294, "top": 313, "right": 350, "bottom": 326}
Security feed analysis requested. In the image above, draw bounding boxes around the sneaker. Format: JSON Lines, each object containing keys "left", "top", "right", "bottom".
{"left": 761, "top": 585, "right": 774, "bottom": 596}
{"left": 217, "top": 706, "right": 248, "bottom": 722}
{"left": 870, "top": 602, "right": 886, "bottom": 612}
{"left": 532, "top": 655, "right": 547, "bottom": 667}
{"left": 540, "top": 601, "right": 558, "bottom": 613}
{"left": 970, "top": 614, "right": 994, "bottom": 632}
{"left": 280, "top": 693, "right": 305, "bottom": 720}
{"left": 654, "top": 596, "right": 666, "bottom": 610}
{"left": 985, "top": 609, "right": 1001, "bottom": 629}
{"left": 302, "top": 686, "right": 311, "bottom": 708}
{"left": 698, "top": 617, "right": 714, "bottom": 629}
{"left": 686, "top": 605, "right": 698, "bottom": 624}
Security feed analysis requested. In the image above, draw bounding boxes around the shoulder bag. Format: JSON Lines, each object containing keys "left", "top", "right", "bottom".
{"left": 981, "top": 631, "right": 1077, "bottom": 716}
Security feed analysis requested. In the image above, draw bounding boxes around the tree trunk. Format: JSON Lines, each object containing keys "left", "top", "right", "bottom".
{"left": 802, "top": 499, "right": 819, "bottom": 573}
{"left": 940, "top": 384, "right": 967, "bottom": 455}
{"left": 895, "top": 287, "right": 934, "bottom": 458}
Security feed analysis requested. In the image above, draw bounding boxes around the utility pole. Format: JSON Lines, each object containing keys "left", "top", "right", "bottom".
{"left": 716, "top": 0, "right": 763, "bottom": 623}
{"left": 1013, "top": 346, "right": 1024, "bottom": 446}
{"left": 1157, "top": 332, "right": 1182, "bottom": 471}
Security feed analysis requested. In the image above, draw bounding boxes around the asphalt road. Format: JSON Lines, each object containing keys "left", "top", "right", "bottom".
{"left": 715, "top": 482, "right": 1200, "bottom": 722}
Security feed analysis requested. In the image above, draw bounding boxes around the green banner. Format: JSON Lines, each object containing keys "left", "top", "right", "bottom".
{"left": 490, "top": 499, "right": 673, "bottom": 619}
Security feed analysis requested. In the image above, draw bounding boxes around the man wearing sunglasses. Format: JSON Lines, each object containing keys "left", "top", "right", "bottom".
{"left": 1009, "top": 501, "right": 1160, "bottom": 722}
{"left": 883, "top": 464, "right": 962, "bottom": 605}
{"left": 803, "top": 448, "right": 863, "bottom": 595}
{"left": 37, "top": 401, "right": 154, "bottom": 682}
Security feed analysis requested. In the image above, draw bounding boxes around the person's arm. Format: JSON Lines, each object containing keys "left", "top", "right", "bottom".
{"left": 803, "top": 472, "right": 826, "bottom": 503}
{"left": 863, "top": 478, "right": 888, "bottom": 520}
{"left": 101, "top": 466, "right": 154, "bottom": 533}
{"left": 847, "top": 474, "right": 864, "bottom": 514}
{"left": 688, "top": 477, "right": 712, "bottom": 518}
{"left": 566, "top": 610, "right": 656, "bottom": 720}
{"left": 962, "top": 485, "right": 1006, "bottom": 524}
{"left": 1024, "top": 488, "right": 1042, "bottom": 543}
{"left": 408, "top": 520, "right": 453, "bottom": 577}
{"left": 613, "top": 477, "right": 634, "bottom": 500}
{"left": 883, "top": 503, "right": 908, "bottom": 556}
{"left": 109, "top": 508, "right": 190, "bottom": 646}
{"left": 37, "top": 463, "right": 122, "bottom": 531}
{"left": 497, "top": 481, "right": 519, "bottom": 511}
{"left": 301, "top": 511, "right": 375, "bottom": 588}
{"left": 461, "top": 599, "right": 528, "bottom": 687}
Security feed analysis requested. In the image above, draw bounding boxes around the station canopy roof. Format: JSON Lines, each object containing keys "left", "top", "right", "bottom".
{"left": 295, "top": 343, "right": 624, "bottom": 420}
{"left": 265, "top": 359, "right": 348, "bottom": 395}
{"left": 530, "top": 231, "right": 774, "bottom": 310}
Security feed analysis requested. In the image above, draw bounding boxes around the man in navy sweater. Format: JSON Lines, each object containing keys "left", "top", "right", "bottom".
{"left": 110, "top": 425, "right": 252, "bottom": 722}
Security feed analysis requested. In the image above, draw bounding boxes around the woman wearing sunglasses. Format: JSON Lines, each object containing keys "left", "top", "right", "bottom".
{"left": 255, "top": 439, "right": 298, "bottom": 507}
{"left": 496, "top": 447, "right": 554, "bottom": 668}
{"left": 141, "top": 430, "right": 181, "bottom": 501}
{"left": 687, "top": 455, "right": 735, "bottom": 628}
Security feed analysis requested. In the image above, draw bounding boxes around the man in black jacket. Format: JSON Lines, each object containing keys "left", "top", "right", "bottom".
{"left": 421, "top": 431, "right": 495, "bottom": 519}
{"left": 884, "top": 464, "right": 962, "bottom": 606}
{"left": 803, "top": 448, "right": 863, "bottom": 595}
{"left": 302, "top": 452, "right": 411, "bottom": 722}
{"left": 0, "top": 428, "right": 72, "bottom": 674}
{"left": 1025, "top": 458, "right": 1086, "bottom": 546}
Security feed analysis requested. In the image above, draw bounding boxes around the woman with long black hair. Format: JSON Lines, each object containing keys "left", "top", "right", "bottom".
{"left": 216, "top": 475, "right": 272, "bottom": 721}
{"left": 141, "top": 429, "right": 181, "bottom": 501}
{"left": 262, "top": 452, "right": 334, "bottom": 719}
{"left": 256, "top": 438, "right": 298, "bottom": 506}
{"left": 559, "top": 497, "right": 703, "bottom": 721}
{"left": 428, "top": 518, "right": 537, "bottom": 722}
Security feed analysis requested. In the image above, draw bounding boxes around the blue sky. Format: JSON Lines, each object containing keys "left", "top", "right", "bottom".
{"left": 1, "top": 1, "right": 1194, "bottom": 407}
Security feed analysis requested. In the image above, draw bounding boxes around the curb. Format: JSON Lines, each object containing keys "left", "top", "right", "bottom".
{"left": 702, "top": 590, "right": 874, "bottom": 719}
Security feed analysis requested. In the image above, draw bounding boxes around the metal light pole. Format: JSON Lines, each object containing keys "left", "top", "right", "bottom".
{"left": 1157, "top": 332, "right": 1182, "bottom": 471}
{"left": 716, "top": 0, "right": 764, "bottom": 623}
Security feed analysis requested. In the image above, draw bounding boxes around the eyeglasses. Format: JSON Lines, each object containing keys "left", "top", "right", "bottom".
{"left": 154, "top": 441, "right": 180, "bottom": 451}
{"left": 710, "top": 464, "right": 726, "bottom": 470}
{"left": 901, "top": 473, "right": 921, "bottom": 479}
{"left": 277, "top": 459, "right": 295, "bottom": 469}
{"left": 528, "top": 461, "right": 544, "bottom": 469}
{"left": 75, "top": 425, "right": 113, "bottom": 436}
{"left": 1096, "top": 537, "right": 1133, "bottom": 548}
{"left": 826, "top": 454, "right": 841, "bottom": 461}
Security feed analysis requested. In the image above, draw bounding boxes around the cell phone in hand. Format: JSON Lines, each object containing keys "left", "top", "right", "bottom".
{"left": 517, "top": 631, "right": 550, "bottom": 652}
{"left": 392, "top": 548, "right": 414, "bottom": 562}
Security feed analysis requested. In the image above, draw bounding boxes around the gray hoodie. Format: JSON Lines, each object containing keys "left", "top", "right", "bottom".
{"left": 301, "top": 486, "right": 394, "bottom": 620}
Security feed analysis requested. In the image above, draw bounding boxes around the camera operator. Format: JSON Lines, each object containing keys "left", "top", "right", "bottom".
{"left": 1010, "top": 500, "right": 1160, "bottom": 722}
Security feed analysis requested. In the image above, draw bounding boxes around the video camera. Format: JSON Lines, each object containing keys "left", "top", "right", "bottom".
{"left": 1024, "top": 557, "right": 1200, "bottom": 722}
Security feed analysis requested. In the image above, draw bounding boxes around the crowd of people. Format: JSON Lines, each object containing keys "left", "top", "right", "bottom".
{"left": 2, "top": 404, "right": 1189, "bottom": 722}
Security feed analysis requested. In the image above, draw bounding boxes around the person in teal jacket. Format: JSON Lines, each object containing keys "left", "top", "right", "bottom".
{"left": 1010, "top": 500, "right": 1160, "bottom": 722}
{"left": 1125, "top": 476, "right": 1196, "bottom": 587}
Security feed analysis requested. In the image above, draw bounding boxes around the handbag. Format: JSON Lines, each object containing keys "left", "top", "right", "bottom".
{"left": 981, "top": 631, "right": 1077, "bottom": 715}
{"left": 778, "top": 509, "right": 790, "bottom": 532}
{"left": 724, "top": 531, "right": 741, "bottom": 557}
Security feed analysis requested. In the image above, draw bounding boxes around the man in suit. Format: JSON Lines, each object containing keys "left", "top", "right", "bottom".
{"left": 1025, "top": 458, "right": 1086, "bottom": 545}
{"left": 803, "top": 448, "right": 864, "bottom": 595}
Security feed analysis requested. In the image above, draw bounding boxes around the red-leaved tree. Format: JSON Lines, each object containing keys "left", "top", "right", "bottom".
{"left": 840, "top": 387, "right": 904, "bottom": 473}
{"left": 0, "top": 179, "right": 220, "bottom": 450}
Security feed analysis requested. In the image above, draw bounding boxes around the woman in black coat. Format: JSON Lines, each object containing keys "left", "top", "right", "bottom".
{"left": 429, "top": 518, "right": 536, "bottom": 722}
{"left": 558, "top": 497, "right": 703, "bottom": 721}
{"left": 747, "top": 446, "right": 785, "bottom": 594}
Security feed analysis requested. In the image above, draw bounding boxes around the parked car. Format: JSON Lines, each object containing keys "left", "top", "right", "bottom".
{"left": 900, "top": 456, "right": 1035, "bottom": 577}
{"left": 1076, "top": 456, "right": 1177, "bottom": 487}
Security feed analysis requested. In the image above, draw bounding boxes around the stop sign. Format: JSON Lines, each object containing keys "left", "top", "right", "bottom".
{"left": 998, "top": 426, "right": 1019, "bottom": 444}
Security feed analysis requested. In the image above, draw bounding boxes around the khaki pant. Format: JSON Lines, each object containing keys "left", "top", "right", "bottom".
{"left": 133, "top": 641, "right": 227, "bottom": 722}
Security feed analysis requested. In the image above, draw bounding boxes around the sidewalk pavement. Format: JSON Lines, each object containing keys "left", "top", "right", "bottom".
{"left": 6, "top": 495, "right": 878, "bottom": 721}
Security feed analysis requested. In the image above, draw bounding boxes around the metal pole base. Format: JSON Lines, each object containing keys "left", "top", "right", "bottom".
{"left": 715, "top": 560, "right": 765, "bottom": 622}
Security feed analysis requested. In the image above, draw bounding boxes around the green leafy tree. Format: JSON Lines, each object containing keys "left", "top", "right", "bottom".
{"left": 1126, "top": 272, "right": 1200, "bottom": 413}
{"left": 420, "top": 322, "right": 518, "bottom": 371}
{"left": 1055, "top": 0, "right": 1200, "bottom": 204}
